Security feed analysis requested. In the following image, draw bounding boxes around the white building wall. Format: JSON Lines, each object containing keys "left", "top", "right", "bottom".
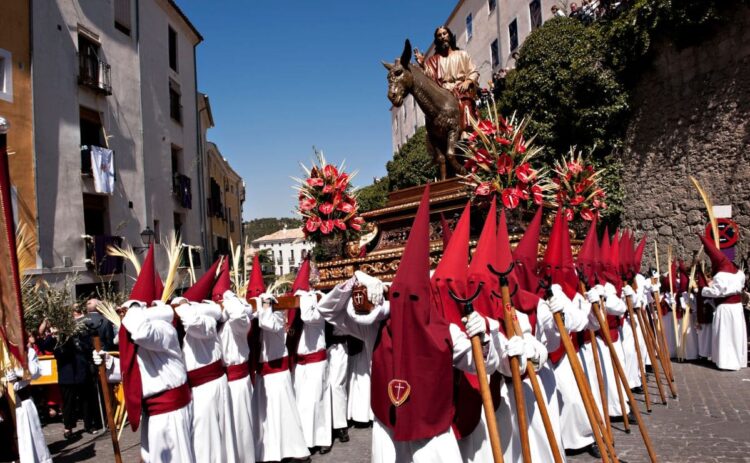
{"left": 256, "top": 239, "right": 312, "bottom": 276}
{"left": 31, "top": 0, "right": 146, "bottom": 285}
{"left": 390, "top": 0, "right": 555, "bottom": 152}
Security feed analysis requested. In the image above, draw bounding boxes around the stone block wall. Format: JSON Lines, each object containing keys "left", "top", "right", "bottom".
{"left": 620, "top": 6, "right": 750, "bottom": 267}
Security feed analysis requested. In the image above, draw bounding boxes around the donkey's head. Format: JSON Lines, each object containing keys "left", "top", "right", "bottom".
{"left": 383, "top": 40, "right": 414, "bottom": 108}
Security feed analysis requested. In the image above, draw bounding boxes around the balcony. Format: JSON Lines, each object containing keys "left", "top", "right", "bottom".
{"left": 83, "top": 234, "right": 124, "bottom": 275}
{"left": 172, "top": 173, "right": 192, "bottom": 209}
{"left": 78, "top": 53, "right": 112, "bottom": 95}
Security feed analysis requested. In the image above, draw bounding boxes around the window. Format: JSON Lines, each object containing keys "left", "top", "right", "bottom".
{"left": 173, "top": 212, "right": 183, "bottom": 238}
{"left": 153, "top": 219, "right": 161, "bottom": 244}
{"left": 80, "top": 107, "right": 104, "bottom": 174}
{"left": 488, "top": 0, "right": 496, "bottom": 13}
{"left": 0, "top": 48, "right": 12, "bottom": 103}
{"left": 114, "top": 0, "right": 131, "bottom": 35}
{"left": 168, "top": 26, "right": 177, "bottom": 72}
{"left": 530, "top": 0, "right": 543, "bottom": 30}
{"left": 171, "top": 145, "right": 182, "bottom": 176}
{"left": 83, "top": 194, "right": 109, "bottom": 236}
{"left": 509, "top": 19, "right": 519, "bottom": 52}
{"left": 169, "top": 79, "right": 182, "bottom": 123}
{"left": 491, "top": 39, "right": 500, "bottom": 69}
{"left": 78, "top": 34, "right": 112, "bottom": 94}
{"left": 466, "top": 14, "right": 473, "bottom": 42}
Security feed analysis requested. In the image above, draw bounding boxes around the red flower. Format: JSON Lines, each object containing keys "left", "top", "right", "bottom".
{"left": 593, "top": 199, "right": 602, "bottom": 209}
{"left": 531, "top": 184, "right": 544, "bottom": 205}
{"left": 323, "top": 164, "right": 339, "bottom": 179}
{"left": 564, "top": 208, "right": 574, "bottom": 221}
{"left": 300, "top": 198, "right": 317, "bottom": 211}
{"left": 594, "top": 188, "right": 605, "bottom": 198}
{"left": 319, "top": 202, "right": 334, "bottom": 214}
{"left": 475, "top": 182, "right": 492, "bottom": 196}
{"left": 333, "top": 219, "right": 347, "bottom": 231}
{"left": 574, "top": 182, "right": 586, "bottom": 194}
{"left": 495, "top": 136, "right": 511, "bottom": 146}
{"left": 516, "top": 163, "right": 535, "bottom": 183}
{"left": 349, "top": 217, "right": 364, "bottom": 231}
{"left": 570, "top": 195, "right": 585, "bottom": 206}
{"left": 320, "top": 220, "right": 334, "bottom": 235}
{"left": 306, "top": 177, "right": 324, "bottom": 187}
{"left": 477, "top": 120, "right": 496, "bottom": 136}
{"left": 567, "top": 161, "right": 583, "bottom": 175}
{"left": 496, "top": 154, "right": 512, "bottom": 174}
{"left": 335, "top": 173, "right": 350, "bottom": 190}
{"left": 305, "top": 216, "right": 321, "bottom": 233}
{"left": 580, "top": 208, "right": 594, "bottom": 221}
{"left": 322, "top": 184, "right": 334, "bottom": 194}
{"left": 475, "top": 148, "right": 491, "bottom": 165}
{"left": 501, "top": 188, "right": 520, "bottom": 209}
{"left": 337, "top": 201, "right": 354, "bottom": 213}
{"left": 514, "top": 184, "right": 529, "bottom": 201}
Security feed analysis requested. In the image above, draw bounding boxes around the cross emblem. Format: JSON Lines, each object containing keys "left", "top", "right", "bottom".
{"left": 387, "top": 379, "right": 411, "bottom": 407}
{"left": 353, "top": 292, "right": 364, "bottom": 306}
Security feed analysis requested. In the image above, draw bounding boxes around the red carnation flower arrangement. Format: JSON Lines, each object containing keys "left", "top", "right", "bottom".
{"left": 294, "top": 150, "right": 364, "bottom": 245}
{"left": 461, "top": 109, "right": 553, "bottom": 210}
{"left": 547, "top": 148, "right": 607, "bottom": 221}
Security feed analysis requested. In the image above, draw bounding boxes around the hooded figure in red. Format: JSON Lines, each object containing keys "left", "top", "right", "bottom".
{"left": 576, "top": 218, "right": 599, "bottom": 288}
{"left": 467, "top": 198, "right": 501, "bottom": 319}
{"left": 118, "top": 244, "right": 164, "bottom": 431}
{"left": 699, "top": 234, "right": 737, "bottom": 275}
{"left": 370, "top": 186, "right": 455, "bottom": 441}
{"left": 246, "top": 254, "right": 266, "bottom": 382}
{"left": 512, "top": 206, "right": 543, "bottom": 293}
{"left": 182, "top": 258, "right": 221, "bottom": 303}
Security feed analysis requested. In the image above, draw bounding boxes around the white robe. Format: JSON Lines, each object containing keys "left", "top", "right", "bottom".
{"left": 661, "top": 292, "right": 678, "bottom": 358}
{"left": 13, "top": 348, "right": 53, "bottom": 463}
{"left": 176, "top": 302, "right": 238, "bottom": 463}
{"left": 678, "top": 293, "right": 699, "bottom": 361}
{"left": 703, "top": 271, "right": 747, "bottom": 371}
{"left": 293, "top": 291, "right": 332, "bottom": 448}
{"left": 492, "top": 302, "right": 566, "bottom": 463}
{"left": 318, "top": 281, "right": 500, "bottom": 463}
{"left": 327, "top": 327, "right": 349, "bottom": 429}
{"left": 122, "top": 302, "right": 195, "bottom": 463}
{"left": 219, "top": 295, "right": 256, "bottom": 463}
{"left": 348, "top": 341, "right": 374, "bottom": 423}
{"left": 599, "top": 290, "right": 630, "bottom": 418}
{"left": 253, "top": 304, "right": 310, "bottom": 461}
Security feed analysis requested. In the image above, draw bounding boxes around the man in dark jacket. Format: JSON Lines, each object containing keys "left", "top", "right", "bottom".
{"left": 53, "top": 305, "right": 101, "bottom": 438}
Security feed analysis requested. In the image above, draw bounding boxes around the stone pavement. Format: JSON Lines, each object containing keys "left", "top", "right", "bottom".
{"left": 41, "top": 360, "right": 750, "bottom": 462}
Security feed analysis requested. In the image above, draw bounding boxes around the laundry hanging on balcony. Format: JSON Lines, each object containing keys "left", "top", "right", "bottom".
{"left": 91, "top": 145, "right": 115, "bottom": 194}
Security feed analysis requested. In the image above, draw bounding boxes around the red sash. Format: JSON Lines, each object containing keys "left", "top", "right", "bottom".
{"left": 259, "top": 356, "right": 291, "bottom": 376}
{"left": 187, "top": 360, "right": 225, "bottom": 388}
{"left": 716, "top": 294, "right": 741, "bottom": 305}
{"left": 144, "top": 383, "right": 192, "bottom": 417}
{"left": 296, "top": 349, "right": 327, "bottom": 366}
{"left": 550, "top": 332, "right": 580, "bottom": 365}
{"left": 226, "top": 363, "right": 250, "bottom": 382}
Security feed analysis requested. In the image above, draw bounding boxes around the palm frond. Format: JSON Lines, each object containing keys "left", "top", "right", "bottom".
{"left": 161, "top": 233, "right": 183, "bottom": 302}
{"left": 107, "top": 244, "right": 141, "bottom": 275}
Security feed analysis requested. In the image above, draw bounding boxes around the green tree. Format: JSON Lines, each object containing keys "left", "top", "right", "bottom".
{"left": 243, "top": 217, "right": 303, "bottom": 242}
{"left": 385, "top": 126, "right": 439, "bottom": 190}
{"left": 357, "top": 176, "right": 390, "bottom": 213}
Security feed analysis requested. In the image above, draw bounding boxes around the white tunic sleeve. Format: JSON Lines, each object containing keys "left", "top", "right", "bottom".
{"left": 122, "top": 305, "right": 176, "bottom": 353}
{"left": 258, "top": 306, "right": 286, "bottom": 333}
{"left": 535, "top": 299, "right": 560, "bottom": 352}
{"left": 317, "top": 282, "right": 381, "bottom": 341}
{"left": 702, "top": 271, "right": 745, "bottom": 298}
{"left": 449, "top": 323, "right": 499, "bottom": 375}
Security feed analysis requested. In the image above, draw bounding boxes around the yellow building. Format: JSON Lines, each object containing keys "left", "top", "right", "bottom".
{"left": 206, "top": 141, "right": 245, "bottom": 261}
{"left": 0, "top": 0, "right": 38, "bottom": 269}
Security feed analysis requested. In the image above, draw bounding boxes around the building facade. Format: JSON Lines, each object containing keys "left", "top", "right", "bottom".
{"left": 1, "top": 0, "right": 215, "bottom": 296}
{"left": 206, "top": 140, "right": 245, "bottom": 261}
{"left": 251, "top": 227, "right": 311, "bottom": 276}
{"left": 391, "top": 0, "right": 555, "bottom": 150}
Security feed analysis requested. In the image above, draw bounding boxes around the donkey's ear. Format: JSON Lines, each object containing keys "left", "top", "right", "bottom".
{"left": 382, "top": 60, "right": 394, "bottom": 70}
{"left": 400, "top": 39, "right": 412, "bottom": 68}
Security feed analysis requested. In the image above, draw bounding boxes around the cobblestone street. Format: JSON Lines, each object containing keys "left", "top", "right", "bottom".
{"left": 43, "top": 360, "right": 750, "bottom": 462}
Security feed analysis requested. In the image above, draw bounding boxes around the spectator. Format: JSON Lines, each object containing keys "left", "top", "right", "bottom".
{"left": 569, "top": 2, "right": 581, "bottom": 18}
{"left": 83, "top": 298, "right": 116, "bottom": 350}
{"left": 551, "top": 5, "right": 567, "bottom": 17}
{"left": 53, "top": 305, "right": 101, "bottom": 438}
{"left": 34, "top": 320, "right": 62, "bottom": 421}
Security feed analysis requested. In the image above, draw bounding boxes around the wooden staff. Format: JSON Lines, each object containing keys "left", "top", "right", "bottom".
{"left": 588, "top": 324, "right": 612, "bottom": 442}
{"left": 650, "top": 288, "right": 677, "bottom": 398}
{"left": 448, "top": 283, "right": 504, "bottom": 463}
{"left": 489, "top": 264, "right": 558, "bottom": 463}
{"left": 634, "top": 306, "right": 668, "bottom": 405}
{"left": 667, "top": 247, "right": 681, "bottom": 361}
{"left": 599, "top": 295, "right": 630, "bottom": 433}
{"left": 624, "top": 289, "right": 652, "bottom": 412}
{"left": 547, "top": 279, "right": 618, "bottom": 463}
{"left": 590, "top": 299, "right": 659, "bottom": 463}
{"left": 93, "top": 336, "right": 123, "bottom": 463}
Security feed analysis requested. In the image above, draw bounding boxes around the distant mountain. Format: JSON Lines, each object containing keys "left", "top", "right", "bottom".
{"left": 243, "top": 217, "right": 303, "bottom": 243}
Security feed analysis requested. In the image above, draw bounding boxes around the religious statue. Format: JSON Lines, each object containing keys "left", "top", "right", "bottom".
{"left": 384, "top": 27, "right": 480, "bottom": 180}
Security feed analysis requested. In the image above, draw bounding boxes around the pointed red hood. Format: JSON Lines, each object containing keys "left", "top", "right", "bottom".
{"left": 699, "top": 234, "right": 737, "bottom": 275}
{"left": 633, "top": 235, "right": 647, "bottom": 274}
{"left": 678, "top": 259, "right": 689, "bottom": 294}
{"left": 512, "top": 206, "right": 543, "bottom": 292}
{"left": 291, "top": 257, "right": 311, "bottom": 293}
{"left": 439, "top": 213, "right": 453, "bottom": 249}
{"left": 182, "top": 258, "right": 220, "bottom": 302}
{"left": 246, "top": 254, "right": 266, "bottom": 300}
{"left": 371, "top": 185, "right": 454, "bottom": 441}
{"left": 467, "top": 198, "right": 500, "bottom": 318}
{"left": 211, "top": 258, "right": 231, "bottom": 302}
{"left": 497, "top": 208, "right": 542, "bottom": 312}
{"left": 540, "top": 209, "right": 578, "bottom": 299}
{"left": 432, "top": 201, "right": 471, "bottom": 327}
{"left": 120, "top": 243, "right": 163, "bottom": 433}
{"left": 576, "top": 217, "right": 599, "bottom": 287}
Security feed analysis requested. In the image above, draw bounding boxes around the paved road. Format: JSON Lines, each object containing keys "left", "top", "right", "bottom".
{"left": 43, "top": 360, "right": 750, "bottom": 462}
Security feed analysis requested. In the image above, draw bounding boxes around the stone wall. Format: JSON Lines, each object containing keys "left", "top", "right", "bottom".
{"left": 620, "top": 5, "right": 750, "bottom": 266}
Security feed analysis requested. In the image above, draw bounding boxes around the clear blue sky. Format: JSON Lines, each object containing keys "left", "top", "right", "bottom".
{"left": 177, "top": 1, "right": 456, "bottom": 220}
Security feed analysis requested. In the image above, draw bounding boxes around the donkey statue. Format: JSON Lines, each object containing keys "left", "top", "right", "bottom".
{"left": 384, "top": 39, "right": 466, "bottom": 180}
